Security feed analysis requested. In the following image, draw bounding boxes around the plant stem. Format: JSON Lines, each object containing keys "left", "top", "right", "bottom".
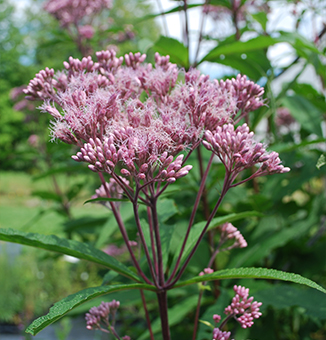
{"left": 98, "top": 173, "right": 152, "bottom": 284}
{"left": 133, "top": 188, "right": 160, "bottom": 287}
{"left": 166, "top": 153, "right": 214, "bottom": 285}
{"left": 166, "top": 173, "right": 231, "bottom": 288}
{"left": 140, "top": 290, "right": 155, "bottom": 340}
{"left": 151, "top": 195, "right": 165, "bottom": 286}
{"left": 157, "top": 290, "right": 171, "bottom": 340}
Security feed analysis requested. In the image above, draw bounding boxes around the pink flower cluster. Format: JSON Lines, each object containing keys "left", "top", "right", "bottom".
{"left": 224, "top": 285, "right": 262, "bottom": 328}
{"left": 199, "top": 267, "right": 214, "bottom": 276}
{"left": 203, "top": 123, "right": 290, "bottom": 182}
{"left": 24, "top": 50, "right": 287, "bottom": 189}
{"left": 212, "top": 328, "right": 233, "bottom": 340}
{"left": 85, "top": 300, "right": 120, "bottom": 330}
{"left": 220, "top": 223, "right": 247, "bottom": 249}
{"left": 44, "top": 0, "right": 112, "bottom": 27}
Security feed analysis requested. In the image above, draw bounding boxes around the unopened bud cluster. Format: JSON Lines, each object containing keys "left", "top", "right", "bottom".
{"left": 224, "top": 285, "right": 262, "bottom": 328}
{"left": 220, "top": 223, "right": 247, "bottom": 249}
{"left": 203, "top": 123, "right": 290, "bottom": 182}
{"left": 85, "top": 300, "right": 120, "bottom": 330}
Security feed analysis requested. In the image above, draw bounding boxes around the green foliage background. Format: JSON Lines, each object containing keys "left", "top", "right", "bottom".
{"left": 0, "top": 0, "right": 325, "bottom": 339}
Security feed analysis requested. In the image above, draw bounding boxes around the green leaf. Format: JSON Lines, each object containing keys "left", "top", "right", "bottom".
{"left": 254, "top": 284, "right": 326, "bottom": 320}
{"left": 172, "top": 211, "right": 262, "bottom": 268}
{"left": 26, "top": 283, "right": 156, "bottom": 336}
{"left": 32, "top": 190, "right": 63, "bottom": 203}
{"left": 174, "top": 267, "right": 326, "bottom": 294}
{"left": 281, "top": 95, "right": 323, "bottom": 136}
{"left": 0, "top": 228, "right": 140, "bottom": 282}
{"left": 83, "top": 197, "right": 130, "bottom": 204}
{"left": 316, "top": 154, "right": 326, "bottom": 170}
{"left": 251, "top": 12, "right": 268, "bottom": 31}
{"left": 137, "top": 4, "right": 203, "bottom": 22}
{"left": 271, "top": 138, "right": 326, "bottom": 153}
{"left": 200, "top": 36, "right": 277, "bottom": 63}
{"left": 32, "top": 165, "right": 86, "bottom": 180}
{"left": 152, "top": 36, "right": 189, "bottom": 68}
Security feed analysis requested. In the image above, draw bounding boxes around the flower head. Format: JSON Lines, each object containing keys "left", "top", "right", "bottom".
{"left": 224, "top": 285, "right": 262, "bottom": 329}
{"left": 44, "top": 0, "right": 112, "bottom": 27}
{"left": 203, "top": 123, "right": 290, "bottom": 183}
{"left": 212, "top": 328, "right": 233, "bottom": 340}
{"left": 220, "top": 223, "right": 247, "bottom": 249}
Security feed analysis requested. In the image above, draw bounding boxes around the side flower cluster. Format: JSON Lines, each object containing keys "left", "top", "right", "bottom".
{"left": 224, "top": 285, "right": 262, "bottom": 328}
{"left": 211, "top": 285, "right": 262, "bottom": 339}
{"left": 220, "top": 223, "right": 247, "bottom": 249}
{"left": 85, "top": 300, "right": 120, "bottom": 330}
{"left": 203, "top": 123, "right": 290, "bottom": 183}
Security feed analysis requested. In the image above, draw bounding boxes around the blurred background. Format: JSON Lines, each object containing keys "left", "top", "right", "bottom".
{"left": 0, "top": 0, "right": 325, "bottom": 339}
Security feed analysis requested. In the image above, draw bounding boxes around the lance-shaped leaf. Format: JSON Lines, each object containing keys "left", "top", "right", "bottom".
{"left": 174, "top": 267, "right": 326, "bottom": 294}
{"left": 26, "top": 283, "right": 156, "bottom": 336}
{"left": 0, "top": 228, "right": 140, "bottom": 282}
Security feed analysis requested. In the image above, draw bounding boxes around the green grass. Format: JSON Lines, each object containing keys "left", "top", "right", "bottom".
{"left": 0, "top": 171, "right": 110, "bottom": 235}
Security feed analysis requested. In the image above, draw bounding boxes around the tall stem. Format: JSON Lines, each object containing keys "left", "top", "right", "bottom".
{"left": 98, "top": 173, "right": 152, "bottom": 284}
{"left": 157, "top": 291, "right": 171, "bottom": 340}
{"left": 151, "top": 196, "right": 165, "bottom": 286}
{"left": 140, "top": 290, "right": 155, "bottom": 340}
{"left": 133, "top": 188, "right": 160, "bottom": 287}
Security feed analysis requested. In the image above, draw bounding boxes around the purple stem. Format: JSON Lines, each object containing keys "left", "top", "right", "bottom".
{"left": 147, "top": 201, "right": 159, "bottom": 275}
{"left": 166, "top": 173, "right": 231, "bottom": 289}
{"left": 157, "top": 291, "right": 171, "bottom": 340}
{"left": 166, "top": 153, "right": 215, "bottom": 285}
{"left": 98, "top": 173, "right": 152, "bottom": 285}
{"left": 133, "top": 188, "right": 160, "bottom": 287}
{"left": 140, "top": 290, "right": 155, "bottom": 340}
{"left": 151, "top": 195, "right": 165, "bottom": 286}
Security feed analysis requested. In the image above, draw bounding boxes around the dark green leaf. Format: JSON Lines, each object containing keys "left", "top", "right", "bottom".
{"left": 26, "top": 283, "right": 155, "bottom": 335}
{"left": 32, "top": 191, "right": 63, "bottom": 203}
{"left": 174, "top": 267, "right": 326, "bottom": 294}
{"left": 0, "top": 228, "right": 140, "bottom": 282}
{"left": 200, "top": 36, "right": 276, "bottom": 63}
{"left": 152, "top": 36, "right": 189, "bottom": 68}
{"left": 281, "top": 95, "right": 323, "bottom": 136}
{"left": 84, "top": 197, "right": 130, "bottom": 204}
{"left": 254, "top": 285, "right": 326, "bottom": 320}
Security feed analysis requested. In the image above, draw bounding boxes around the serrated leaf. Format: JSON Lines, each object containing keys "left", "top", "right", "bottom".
{"left": 174, "top": 267, "right": 326, "bottom": 294}
{"left": 0, "top": 228, "right": 140, "bottom": 282}
{"left": 316, "top": 154, "right": 326, "bottom": 170}
{"left": 26, "top": 283, "right": 155, "bottom": 335}
{"left": 152, "top": 36, "right": 189, "bottom": 68}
